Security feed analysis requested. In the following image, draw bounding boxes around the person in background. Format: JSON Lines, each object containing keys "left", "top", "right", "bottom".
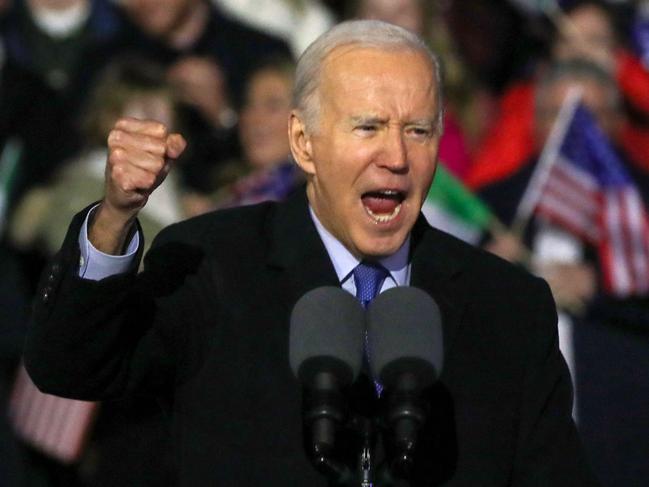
{"left": 0, "top": 0, "right": 128, "bottom": 205}
{"left": 467, "top": 0, "right": 649, "bottom": 191}
{"left": 213, "top": 0, "right": 335, "bottom": 58}
{"left": 7, "top": 56, "right": 182, "bottom": 487}
{"left": 9, "top": 55, "right": 185, "bottom": 257}
{"left": 480, "top": 60, "right": 618, "bottom": 297}
{"left": 183, "top": 56, "right": 303, "bottom": 216}
{"left": 116, "top": 0, "right": 292, "bottom": 195}
{"left": 479, "top": 59, "right": 649, "bottom": 487}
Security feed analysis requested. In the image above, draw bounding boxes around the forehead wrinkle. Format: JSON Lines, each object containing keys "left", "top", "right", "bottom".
{"left": 319, "top": 47, "right": 439, "bottom": 126}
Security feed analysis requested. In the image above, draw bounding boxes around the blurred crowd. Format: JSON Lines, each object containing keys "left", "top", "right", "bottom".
{"left": 1, "top": 0, "right": 648, "bottom": 486}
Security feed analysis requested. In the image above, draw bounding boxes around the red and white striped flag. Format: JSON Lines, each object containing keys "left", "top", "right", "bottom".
{"left": 8, "top": 364, "right": 98, "bottom": 464}
{"left": 534, "top": 103, "right": 649, "bottom": 297}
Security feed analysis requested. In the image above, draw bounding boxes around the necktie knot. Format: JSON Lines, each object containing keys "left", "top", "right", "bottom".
{"left": 353, "top": 261, "right": 389, "bottom": 308}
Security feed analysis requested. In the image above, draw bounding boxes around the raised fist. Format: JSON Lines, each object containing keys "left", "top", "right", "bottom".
{"left": 90, "top": 118, "right": 186, "bottom": 254}
{"left": 105, "top": 117, "right": 186, "bottom": 216}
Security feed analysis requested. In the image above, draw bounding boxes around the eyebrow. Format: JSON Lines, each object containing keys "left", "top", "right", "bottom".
{"left": 349, "top": 116, "right": 386, "bottom": 125}
{"left": 407, "top": 118, "right": 436, "bottom": 126}
{"left": 348, "top": 116, "right": 436, "bottom": 126}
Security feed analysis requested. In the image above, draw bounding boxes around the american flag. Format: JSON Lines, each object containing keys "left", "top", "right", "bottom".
{"left": 632, "top": 5, "right": 649, "bottom": 69}
{"left": 535, "top": 104, "right": 649, "bottom": 297}
{"left": 8, "top": 364, "right": 98, "bottom": 464}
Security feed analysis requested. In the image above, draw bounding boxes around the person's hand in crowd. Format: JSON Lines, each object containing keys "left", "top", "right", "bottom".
{"left": 167, "top": 56, "right": 233, "bottom": 129}
{"left": 484, "top": 231, "right": 529, "bottom": 264}
{"left": 537, "top": 262, "right": 597, "bottom": 315}
{"left": 90, "top": 117, "right": 186, "bottom": 254}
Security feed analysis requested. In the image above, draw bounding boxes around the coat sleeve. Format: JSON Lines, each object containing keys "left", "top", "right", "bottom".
{"left": 24, "top": 204, "right": 215, "bottom": 402}
{"left": 510, "top": 278, "right": 601, "bottom": 486}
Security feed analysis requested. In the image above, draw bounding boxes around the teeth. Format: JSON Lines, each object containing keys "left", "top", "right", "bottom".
{"left": 364, "top": 203, "right": 402, "bottom": 223}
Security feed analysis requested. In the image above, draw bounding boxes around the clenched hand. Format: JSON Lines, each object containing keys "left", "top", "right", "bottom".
{"left": 90, "top": 118, "right": 186, "bottom": 254}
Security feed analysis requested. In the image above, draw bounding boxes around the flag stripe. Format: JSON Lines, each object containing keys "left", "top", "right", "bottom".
{"left": 622, "top": 191, "right": 649, "bottom": 293}
{"left": 537, "top": 192, "right": 600, "bottom": 242}
{"left": 8, "top": 364, "right": 98, "bottom": 464}
{"left": 603, "top": 193, "right": 632, "bottom": 295}
{"left": 552, "top": 157, "right": 600, "bottom": 195}
{"left": 549, "top": 164, "right": 600, "bottom": 210}
{"left": 541, "top": 180, "right": 598, "bottom": 222}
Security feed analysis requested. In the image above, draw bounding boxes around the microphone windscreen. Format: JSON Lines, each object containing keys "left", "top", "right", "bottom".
{"left": 366, "top": 287, "right": 443, "bottom": 388}
{"left": 289, "top": 286, "right": 365, "bottom": 385}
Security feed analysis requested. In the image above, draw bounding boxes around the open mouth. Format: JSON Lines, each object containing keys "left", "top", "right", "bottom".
{"left": 361, "top": 190, "right": 406, "bottom": 224}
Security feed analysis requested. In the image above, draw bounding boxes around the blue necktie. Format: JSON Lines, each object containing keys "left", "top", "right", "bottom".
{"left": 353, "top": 262, "right": 389, "bottom": 396}
{"left": 353, "top": 262, "right": 389, "bottom": 309}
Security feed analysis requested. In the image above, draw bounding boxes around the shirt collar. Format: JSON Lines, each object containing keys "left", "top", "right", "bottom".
{"left": 309, "top": 206, "right": 410, "bottom": 286}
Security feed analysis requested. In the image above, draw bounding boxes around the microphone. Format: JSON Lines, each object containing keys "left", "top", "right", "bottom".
{"left": 289, "top": 286, "right": 365, "bottom": 483}
{"left": 366, "top": 287, "right": 444, "bottom": 480}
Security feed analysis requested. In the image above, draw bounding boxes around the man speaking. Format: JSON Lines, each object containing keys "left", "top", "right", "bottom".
{"left": 25, "top": 20, "right": 599, "bottom": 486}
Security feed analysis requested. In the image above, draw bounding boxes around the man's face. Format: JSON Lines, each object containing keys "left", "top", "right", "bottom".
{"left": 123, "top": 0, "right": 193, "bottom": 38}
{"left": 553, "top": 5, "right": 616, "bottom": 72}
{"left": 240, "top": 69, "right": 292, "bottom": 169}
{"left": 535, "top": 77, "right": 621, "bottom": 147}
{"left": 291, "top": 46, "right": 440, "bottom": 259}
{"left": 359, "top": 0, "right": 424, "bottom": 36}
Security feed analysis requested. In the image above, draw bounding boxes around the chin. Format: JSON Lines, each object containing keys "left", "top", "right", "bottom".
{"left": 355, "top": 232, "right": 407, "bottom": 259}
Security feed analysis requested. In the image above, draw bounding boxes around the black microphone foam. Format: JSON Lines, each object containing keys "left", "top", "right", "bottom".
{"left": 366, "top": 286, "right": 444, "bottom": 389}
{"left": 289, "top": 286, "right": 365, "bottom": 386}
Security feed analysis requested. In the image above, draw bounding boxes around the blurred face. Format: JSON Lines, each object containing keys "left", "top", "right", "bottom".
{"left": 27, "top": 0, "right": 82, "bottom": 9}
{"left": 123, "top": 0, "right": 194, "bottom": 38}
{"left": 359, "top": 0, "right": 423, "bottom": 35}
{"left": 290, "top": 47, "right": 440, "bottom": 259}
{"left": 239, "top": 69, "right": 292, "bottom": 169}
{"left": 122, "top": 93, "right": 175, "bottom": 129}
{"left": 535, "top": 77, "right": 621, "bottom": 147}
{"left": 553, "top": 5, "right": 616, "bottom": 72}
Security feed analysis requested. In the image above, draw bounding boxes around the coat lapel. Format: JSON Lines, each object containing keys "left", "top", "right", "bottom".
{"left": 410, "top": 216, "right": 468, "bottom": 369}
{"left": 267, "top": 190, "right": 340, "bottom": 309}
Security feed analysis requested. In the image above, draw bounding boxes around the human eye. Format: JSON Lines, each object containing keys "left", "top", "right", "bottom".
{"left": 407, "top": 125, "right": 433, "bottom": 140}
{"left": 354, "top": 123, "right": 378, "bottom": 136}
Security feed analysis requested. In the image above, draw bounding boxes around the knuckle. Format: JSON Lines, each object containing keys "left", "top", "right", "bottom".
{"left": 151, "top": 140, "right": 167, "bottom": 156}
{"left": 151, "top": 122, "right": 168, "bottom": 138}
{"left": 153, "top": 157, "right": 165, "bottom": 173}
{"left": 114, "top": 117, "right": 132, "bottom": 129}
{"left": 110, "top": 147, "right": 126, "bottom": 163}
{"left": 110, "top": 163, "right": 125, "bottom": 180}
{"left": 144, "top": 173, "right": 156, "bottom": 188}
{"left": 108, "top": 129, "right": 123, "bottom": 145}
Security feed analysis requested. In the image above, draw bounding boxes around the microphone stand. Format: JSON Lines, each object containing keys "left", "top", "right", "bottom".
{"left": 357, "top": 416, "right": 374, "bottom": 487}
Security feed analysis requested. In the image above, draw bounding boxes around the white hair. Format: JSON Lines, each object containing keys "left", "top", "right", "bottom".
{"left": 293, "top": 20, "right": 444, "bottom": 134}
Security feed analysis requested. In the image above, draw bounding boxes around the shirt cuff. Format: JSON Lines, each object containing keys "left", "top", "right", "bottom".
{"left": 77, "top": 204, "right": 139, "bottom": 281}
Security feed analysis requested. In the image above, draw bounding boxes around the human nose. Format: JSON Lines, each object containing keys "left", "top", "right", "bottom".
{"left": 378, "top": 128, "right": 408, "bottom": 172}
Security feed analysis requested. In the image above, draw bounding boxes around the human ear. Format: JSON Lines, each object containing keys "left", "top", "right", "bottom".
{"left": 288, "top": 111, "right": 315, "bottom": 176}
